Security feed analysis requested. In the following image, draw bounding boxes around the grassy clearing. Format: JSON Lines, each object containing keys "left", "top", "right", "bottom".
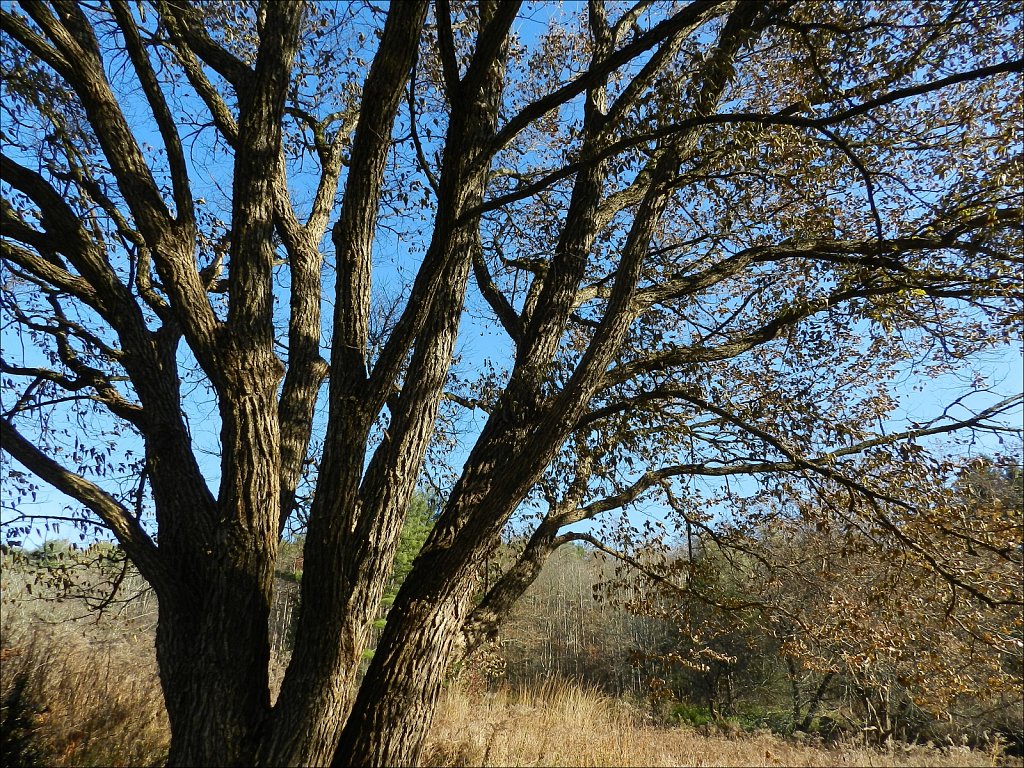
{"left": 425, "top": 679, "right": 1014, "bottom": 768}
{"left": 0, "top": 611, "right": 168, "bottom": 767}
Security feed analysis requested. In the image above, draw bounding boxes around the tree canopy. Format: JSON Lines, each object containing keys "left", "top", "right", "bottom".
{"left": 1, "top": 1, "right": 1021, "bottom": 765}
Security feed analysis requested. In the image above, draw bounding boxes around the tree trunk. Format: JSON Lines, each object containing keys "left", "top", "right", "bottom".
{"left": 329, "top": 413, "right": 583, "bottom": 765}
{"left": 257, "top": 3, "right": 431, "bottom": 763}
{"left": 800, "top": 672, "right": 834, "bottom": 732}
{"left": 157, "top": 370, "right": 281, "bottom": 767}
{"left": 331, "top": 580, "right": 476, "bottom": 767}
{"left": 786, "top": 656, "right": 803, "bottom": 728}
{"left": 158, "top": 592, "right": 271, "bottom": 767}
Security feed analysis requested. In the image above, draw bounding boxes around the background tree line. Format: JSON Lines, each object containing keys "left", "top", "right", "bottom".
{"left": 269, "top": 460, "right": 1020, "bottom": 753}
{"left": 481, "top": 458, "right": 1023, "bottom": 753}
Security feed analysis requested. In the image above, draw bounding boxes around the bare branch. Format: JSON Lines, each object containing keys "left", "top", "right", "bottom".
{"left": 109, "top": 0, "right": 194, "bottom": 229}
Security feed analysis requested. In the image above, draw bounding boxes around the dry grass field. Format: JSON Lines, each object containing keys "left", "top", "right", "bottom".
{"left": 0, "top": 614, "right": 169, "bottom": 767}
{"left": 2, "top": 593, "right": 1018, "bottom": 768}
{"left": 425, "top": 681, "right": 1015, "bottom": 768}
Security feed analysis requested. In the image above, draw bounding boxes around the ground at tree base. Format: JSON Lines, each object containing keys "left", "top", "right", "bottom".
{"left": 2, "top": 606, "right": 1018, "bottom": 768}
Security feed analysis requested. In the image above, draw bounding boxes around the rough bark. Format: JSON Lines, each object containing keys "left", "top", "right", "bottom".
{"left": 256, "top": 4, "right": 429, "bottom": 765}
{"left": 156, "top": 4, "right": 304, "bottom": 764}
{"left": 461, "top": 519, "right": 563, "bottom": 652}
{"left": 330, "top": 5, "right": 519, "bottom": 764}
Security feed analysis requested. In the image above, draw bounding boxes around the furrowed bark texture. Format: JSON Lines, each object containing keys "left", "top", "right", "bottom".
{"left": 330, "top": 6, "right": 766, "bottom": 760}
{"left": 330, "top": 3, "right": 518, "bottom": 765}
{"left": 157, "top": 4, "right": 304, "bottom": 765}
{"left": 257, "top": 3, "right": 430, "bottom": 766}
{"left": 461, "top": 519, "right": 563, "bottom": 652}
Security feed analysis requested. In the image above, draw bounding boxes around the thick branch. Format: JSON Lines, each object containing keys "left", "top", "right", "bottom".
{"left": 330, "top": 0, "right": 429, "bottom": 403}
{"left": 459, "top": 1, "right": 521, "bottom": 101}
{"left": 434, "top": 0, "right": 461, "bottom": 98}
{"left": 2, "top": 155, "right": 140, "bottom": 325}
{"left": 158, "top": 4, "right": 240, "bottom": 146}
{"left": 571, "top": 393, "right": 1023, "bottom": 521}
{"left": 222, "top": 0, "right": 303, "bottom": 364}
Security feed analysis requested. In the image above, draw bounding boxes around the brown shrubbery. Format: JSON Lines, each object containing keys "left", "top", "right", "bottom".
{"left": 2, "top": 543, "right": 1019, "bottom": 768}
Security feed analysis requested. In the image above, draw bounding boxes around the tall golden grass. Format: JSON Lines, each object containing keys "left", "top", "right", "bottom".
{"left": 0, "top": 604, "right": 1016, "bottom": 767}
{"left": 424, "top": 679, "right": 1013, "bottom": 768}
{"left": 0, "top": 612, "right": 169, "bottom": 767}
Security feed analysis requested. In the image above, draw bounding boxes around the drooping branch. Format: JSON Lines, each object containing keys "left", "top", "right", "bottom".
{"left": 457, "top": 386, "right": 1021, "bottom": 654}
{"left": 407, "top": 53, "right": 440, "bottom": 194}
{"left": 601, "top": 276, "right": 992, "bottom": 390}
{"left": 811, "top": 55, "right": 1024, "bottom": 126}
{"left": 464, "top": 56, "right": 1023, "bottom": 224}
{"left": 1, "top": 417, "right": 168, "bottom": 594}
{"left": 576, "top": 393, "right": 1023, "bottom": 514}
{"left": 0, "top": 292, "right": 144, "bottom": 426}
{"left": 560, "top": 530, "right": 779, "bottom": 616}
{"left": 471, "top": 234, "right": 524, "bottom": 344}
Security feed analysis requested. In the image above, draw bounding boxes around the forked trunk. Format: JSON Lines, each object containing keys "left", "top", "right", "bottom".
{"left": 158, "top": 365, "right": 282, "bottom": 766}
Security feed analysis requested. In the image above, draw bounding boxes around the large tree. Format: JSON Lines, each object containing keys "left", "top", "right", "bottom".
{"left": 1, "top": 1, "right": 1021, "bottom": 765}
